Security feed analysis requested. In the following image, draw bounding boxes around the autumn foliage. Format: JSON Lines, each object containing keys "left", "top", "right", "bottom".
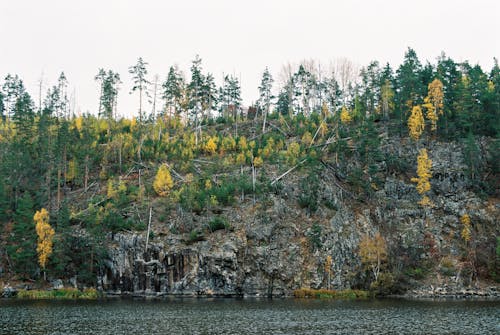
{"left": 407, "top": 105, "right": 425, "bottom": 140}
{"left": 153, "top": 165, "right": 174, "bottom": 197}
{"left": 411, "top": 148, "right": 432, "bottom": 206}
{"left": 34, "top": 208, "right": 55, "bottom": 269}
{"left": 359, "top": 232, "right": 387, "bottom": 281}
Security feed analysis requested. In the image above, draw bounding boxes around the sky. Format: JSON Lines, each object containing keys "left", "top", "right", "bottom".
{"left": 0, "top": 0, "right": 499, "bottom": 117}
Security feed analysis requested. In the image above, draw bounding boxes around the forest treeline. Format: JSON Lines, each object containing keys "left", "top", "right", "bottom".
{"left": 0, "top": 48, "right": 499, "bottom": 284}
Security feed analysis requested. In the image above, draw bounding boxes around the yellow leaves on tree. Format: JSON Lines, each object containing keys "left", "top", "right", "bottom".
{"left": 107, "top": 179, "right": 117, "bottom": 199}
{"left": 301, "top": 131, "right": 313, "bottom": 146}
{"left": 423, "top": 79, "right": 444, "bottom": 132}
{"left": 74, "top": 116, "right": 84, "bottom": 133}
{"left": 340, "top": 106, "right": 352, "bottom": 124}
{"left": 236, "top": 152, "right": 247, "bottom": 166}
{"left": 238, "top": 136, "right": 248, "bottom": 151}
{"left": 359, "top": 232, "right": 387, "bottom": 281}
{"left": 253, "top": 156, "right": 263, "bottom": 168}
{"left": 460, "top": 214, "right": 472, "bottom": 243}
{"left": 286, "top": 142, "right": 301, "bottom": 165}
{"left": 220, "top": 135, "right": 236, "bottom": 154}
{"left": 203, "top": 136, "right": 218, "bottom": 155}
{"left": 319, "top": 121, "right": 328, "bottom": 138}
{"left": 34, "top": 208, "right": 55, "bottom": 269}
{"left": 324, "top": 255, "right": 333, "bottom": 289}
{"left": 407, "top": 105, "right": 425, "bottom": 140}
{"left": 66, "top": 159, "right": 78, "bottom": 182}
{"left": 262, "top": 137, "right": 275, "bottom": 158}
{"left": 153, "top": 165, "right": 174, "bottom": 197}
{"left": 411, "top": 148, "right": 432, "bottom": 206}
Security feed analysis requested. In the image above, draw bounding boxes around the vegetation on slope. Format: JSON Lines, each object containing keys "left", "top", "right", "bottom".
{"left": 0, "top": 48, "right": 499, "bottom": 292}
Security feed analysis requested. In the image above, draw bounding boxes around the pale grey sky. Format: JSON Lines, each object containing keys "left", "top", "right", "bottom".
{"left": 0, "top": 0, "right": 499, "bottom": 117}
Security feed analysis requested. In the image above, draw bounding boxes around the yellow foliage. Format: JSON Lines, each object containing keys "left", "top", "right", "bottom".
{"left": 107, "top": 179, "right": 117, "bottom": 199}
{"left": 209, "top": 195, "right": 218, "bottom": 207}
{"left": 407, "top": 105, "right": 425, "bottom": 140}
{"left": 203, "top": 136, "right": 218, "bottom": 155}
{"left": 340, "top": 106, "right": 352, "bottom": 124}
{"left": 411, "top": 149, "right": 432, "bottom": 206}
{"left": 238, "top": 136, "right": 248, "bottom": 151}
{"left": 324, "top": 255, "right": 333, "bottom": 274}
{"left": 34, "top": 208, "right": 55, "bottom": 269}
{"left": 319, "top": 121, "right": 328, "bottom": 138}
{"left": 220, "top": 135, "right": 236, "bottom": 153}
{"left": 205, "top": 179, "right": 212, "bottom": 190}
{"left": 359, "top": 232, "right": 387, "bottom": 281}
{"left": 236, "top": 152, "right": 246, "bottom": 166}
{"left": 487, "top": 80, "right": 495, "bottom": 93}
{"left": 301, "top": 131, "right": 313, "bottom": 146}
{"left": 253, "top": 156, "right": 263, "bottom": 168}
{"left": 423, "top": 79, "right": 444, "bottom": 132}
{"left": 423, "top": 97, "right": 438, "bottom": 132}
{"left": 66, "top": 159, "right": 77, "bottom": 182}
{"left": 460, "top": 214, "right": 472, "bottom": 242}
{"left": 286, "top": 142, "right": 301, "bottom": 165}
{"left": 427, "top": 79, "right": 444, "bottom": 116}
{"left": 153, "top": 165, "right": 174, "bottom": 197}
{"left": 262, "top": 138, "right": 275, "bottom": 158}
{"left": 74, "top": 116, "right": 84, "bottom": 133}
{"left": 118, "top": 179, "right": 127, "bottom": 193}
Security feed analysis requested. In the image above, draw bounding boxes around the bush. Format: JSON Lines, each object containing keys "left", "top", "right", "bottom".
{"left": 208, "top": 216, "right": 229, "bottom": 232}
{"left": 293, "top": 288, "right": 369, "bottom": 299}
{"left": 188, "top": 229, "right": 204, "bottom": 243}
{"left": 404, "top": 267, "right": 426, "bottom": 280}
{"left": 16, "top": 288, "right": 100, "bottom": 300}
{"left": 370, "top": 273, "right": 395, "bottom": 296}
{"left": 298, "top": 173, "right": 319, "bottom": 213}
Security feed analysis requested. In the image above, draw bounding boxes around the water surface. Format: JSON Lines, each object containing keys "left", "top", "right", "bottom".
{"left": 1, "top": 298, "right": 498, "bottom": 334}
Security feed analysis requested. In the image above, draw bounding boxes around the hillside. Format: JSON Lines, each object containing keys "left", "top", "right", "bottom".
{"left": 1, "top": 50, "right": 499, "bottom": 297}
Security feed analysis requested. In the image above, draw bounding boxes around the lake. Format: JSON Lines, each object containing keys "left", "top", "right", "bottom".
{"left": 0, "top": 298, "right": 499, "bottom": 334}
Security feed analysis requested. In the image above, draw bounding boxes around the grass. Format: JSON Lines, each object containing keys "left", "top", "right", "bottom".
{"left": 293, "top": 288, "right": 370, "bottom": 299}
{"left": 16, "top": 288, "right": 100, "bottom": 300}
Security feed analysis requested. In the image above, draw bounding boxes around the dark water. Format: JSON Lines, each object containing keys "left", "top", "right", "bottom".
{"left": 0, "top": 298, "right": 499, "bottom": 335}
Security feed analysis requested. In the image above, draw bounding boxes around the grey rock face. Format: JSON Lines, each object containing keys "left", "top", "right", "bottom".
{"left": 100, "top": 140, "right": 499, "bottom": 297}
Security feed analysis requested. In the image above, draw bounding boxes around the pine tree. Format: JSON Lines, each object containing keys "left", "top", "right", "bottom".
{"left": 96, "top": 70, "right": 121, "bottom": 120}
{"left": 258, "top": 67, "right": 274, "bottom": 132}
{"left": 7, "top": 193, "right": 37, "bottom": 277}
{"left": 162, "top": 66, "right": 184, "bottom": 119}
{"left": 129, "top": 57, "right": 151, "bottom": 122}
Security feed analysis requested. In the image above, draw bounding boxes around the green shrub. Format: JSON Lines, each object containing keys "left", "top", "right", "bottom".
{"left": 208, "top": 216, "right": 229, "bottom": 232}
{"left": 404, "top": 267, "right": 426, "bottom": 279}
{"left": 16, "top": 288, "right": 99, "bottom": 300}
{"left": 188, "top": 229, "right": 204, "bottom": 243}
{"left": 370, "top": 273, "right": 395, "bottom": 296}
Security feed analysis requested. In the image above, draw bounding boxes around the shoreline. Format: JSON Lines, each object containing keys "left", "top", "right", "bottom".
{"left": 3, "top": 287, "right": 500, "bottom": 301}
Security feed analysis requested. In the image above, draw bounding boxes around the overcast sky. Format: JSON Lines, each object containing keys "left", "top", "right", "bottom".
{"left": 1, "top": 0, "right": 499, "bottom": 117}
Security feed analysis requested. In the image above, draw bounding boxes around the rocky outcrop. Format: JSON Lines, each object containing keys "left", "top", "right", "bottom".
{"left": 100, "top": 139, "right": 499, "bottom": 297}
